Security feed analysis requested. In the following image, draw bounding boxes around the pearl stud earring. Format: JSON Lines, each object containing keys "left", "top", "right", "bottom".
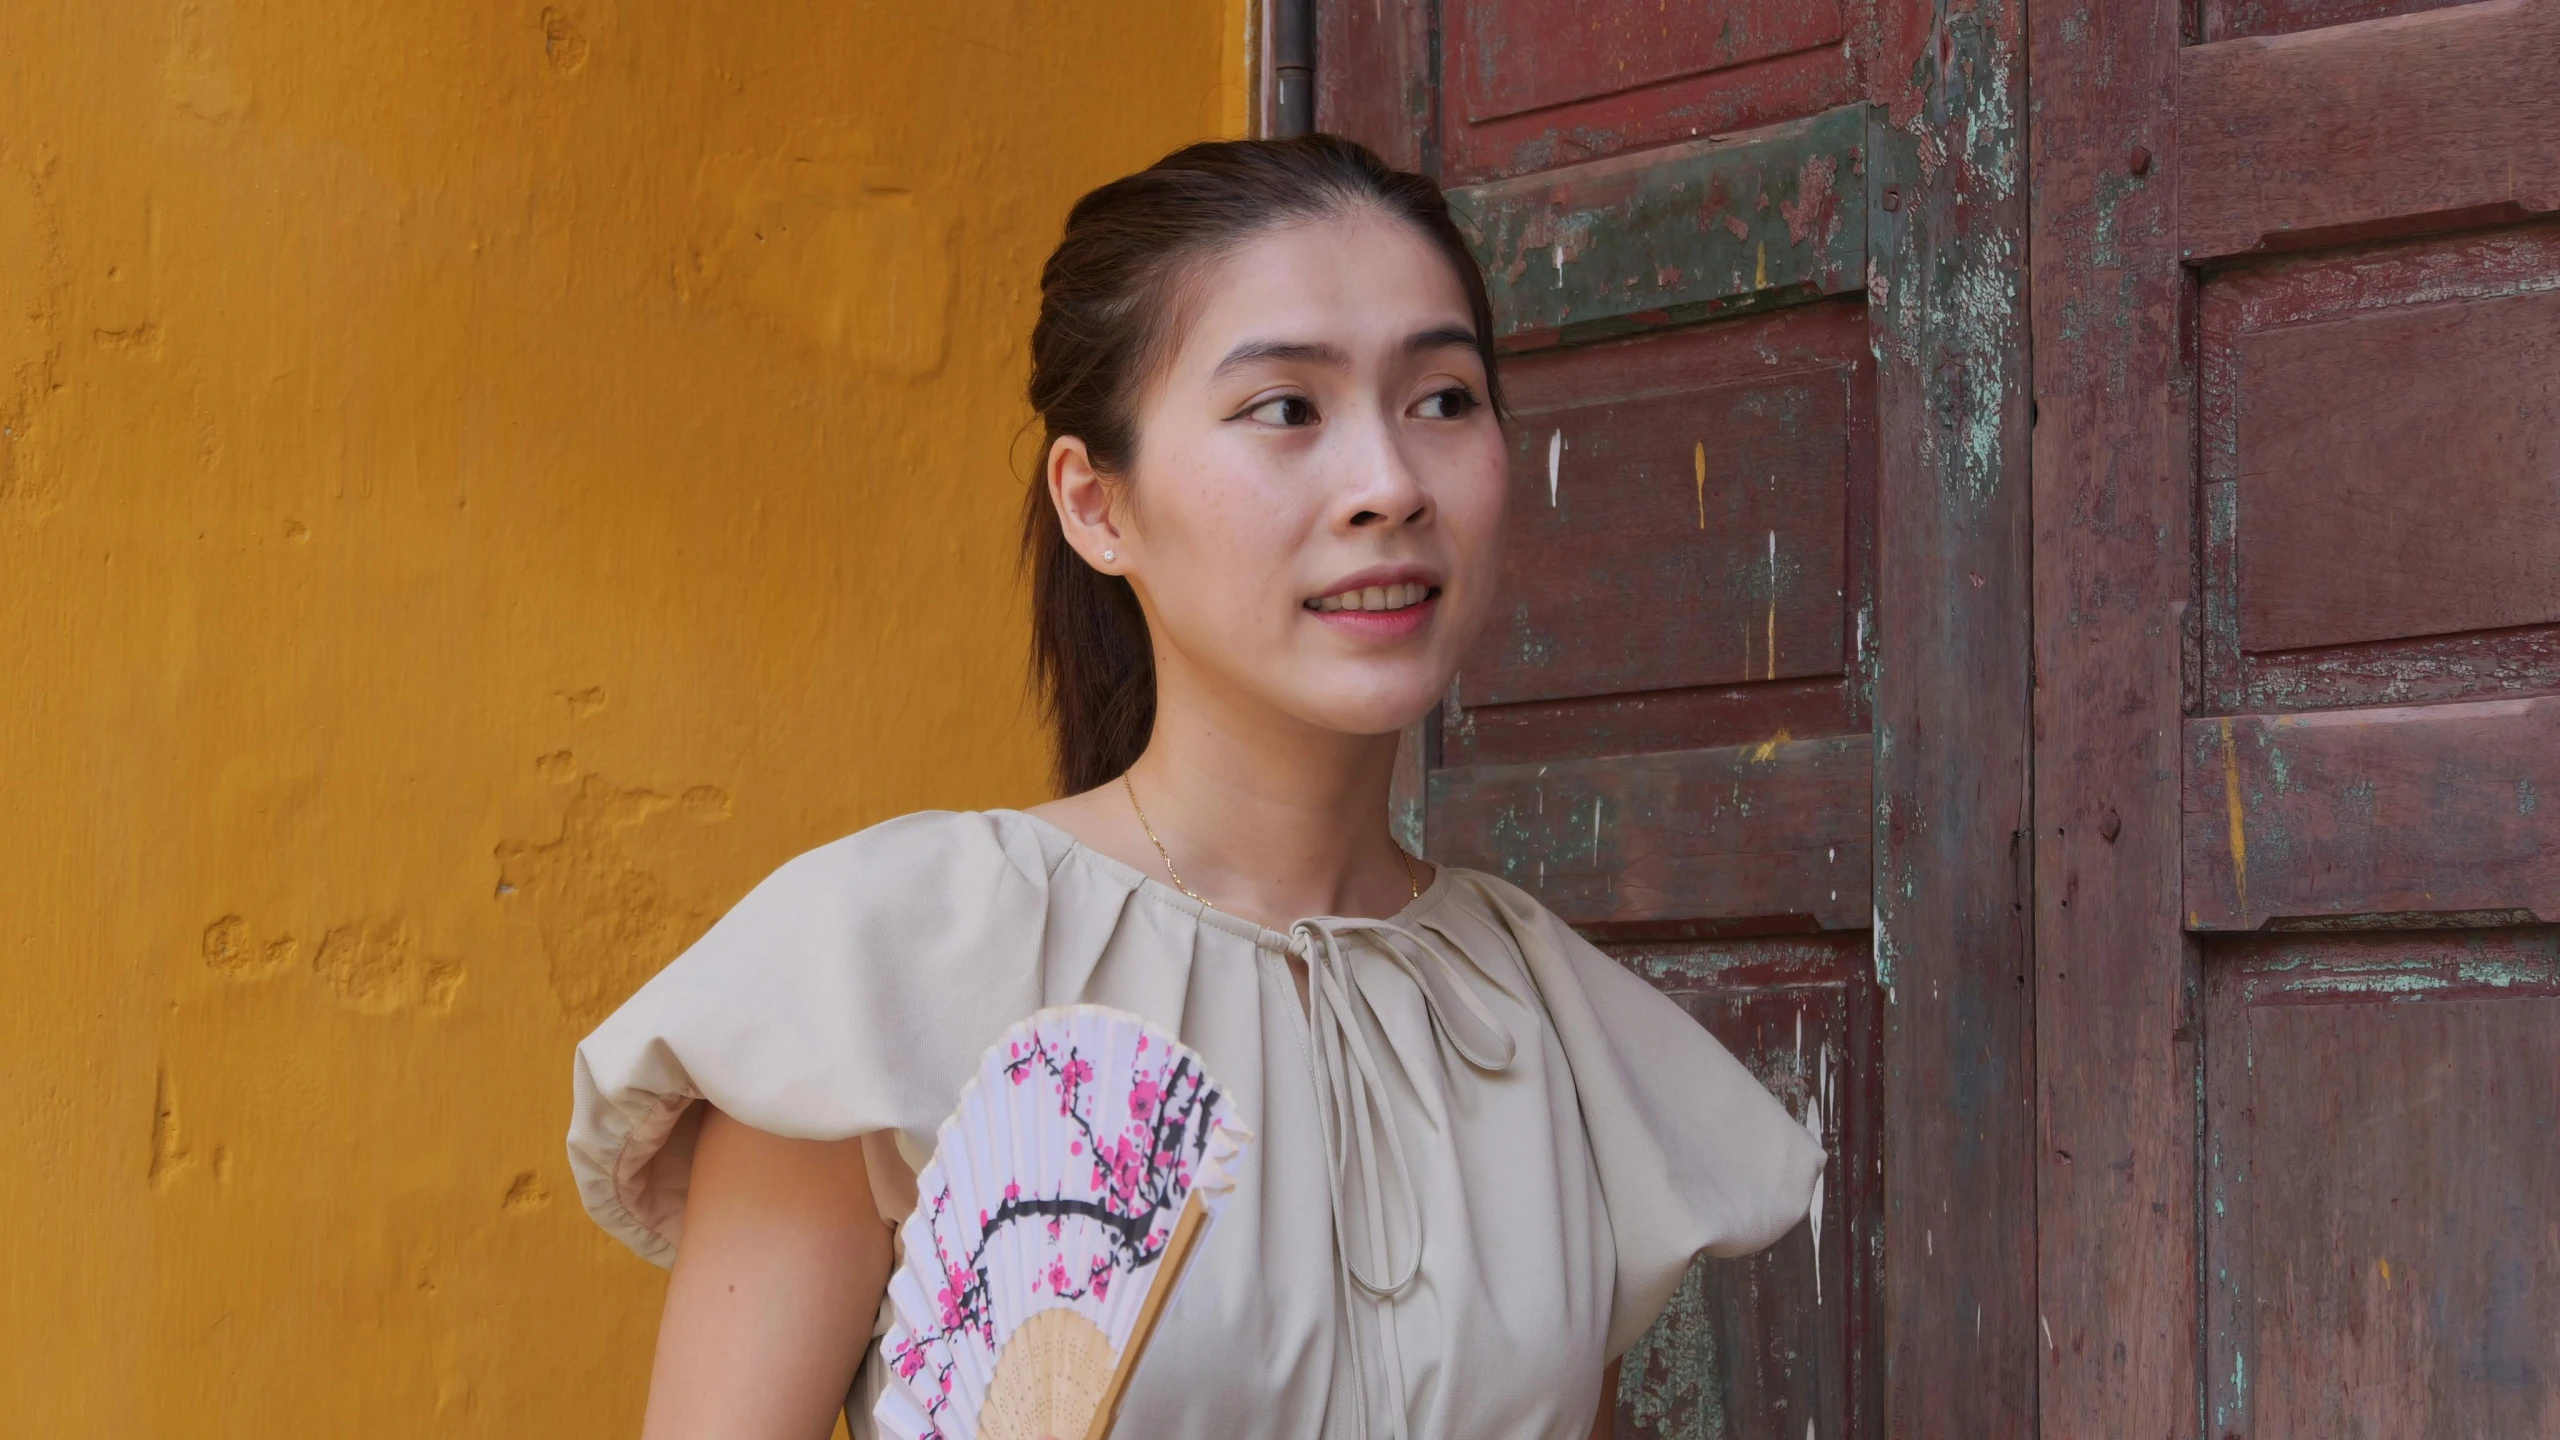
{"left": 1101, "top": 550, "right": 1116, "bottom": 562}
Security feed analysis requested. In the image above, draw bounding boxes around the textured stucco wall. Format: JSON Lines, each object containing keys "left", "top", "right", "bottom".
{"left": 0, "top": 4, "right": 1243, "bottom": 1432}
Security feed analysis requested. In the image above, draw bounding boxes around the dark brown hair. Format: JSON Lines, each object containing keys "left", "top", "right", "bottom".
{"left": 1021, "top": 133, "right": 1502, "bottom": 795}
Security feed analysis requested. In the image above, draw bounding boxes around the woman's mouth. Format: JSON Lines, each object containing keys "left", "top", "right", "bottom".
{"left": 1304, "top": 578, "right": 1441, "bottom": 638}
{"left": 1306, "top": 582, "right": 1437, "bottom": 614}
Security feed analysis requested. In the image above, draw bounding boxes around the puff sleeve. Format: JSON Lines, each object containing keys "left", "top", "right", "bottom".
{"left": 1470, "top": 872, "right": 1827, "bottom": 1358}
{"left": 565, "top": 810, "right": 1053, "bottom": 1267}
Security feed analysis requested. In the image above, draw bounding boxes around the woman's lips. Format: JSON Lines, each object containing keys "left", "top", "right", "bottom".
{"left": 1307, "top": 580, "right": 1435, "bottom": 614}
{"left": 1307, "top": 588, "right": 1438, "bottom": 638}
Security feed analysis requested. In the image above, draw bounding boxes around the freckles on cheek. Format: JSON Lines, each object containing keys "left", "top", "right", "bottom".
{"left": 1143, "top": 480, "right": 1299, "bottom": 642}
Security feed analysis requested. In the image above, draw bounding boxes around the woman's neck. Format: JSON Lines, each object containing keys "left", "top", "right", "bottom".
{"left": 1025, "top": 669, "right": 1425, "bottom": 930}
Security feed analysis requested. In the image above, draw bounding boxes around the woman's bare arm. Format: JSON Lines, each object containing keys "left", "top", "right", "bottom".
{"left": 640, "top": 1106, "right": 893, "bottom": 1440}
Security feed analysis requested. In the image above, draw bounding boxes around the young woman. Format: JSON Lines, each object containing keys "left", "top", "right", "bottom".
{"left": 569, "top": 136, "right": 1823, "bottom": 1440}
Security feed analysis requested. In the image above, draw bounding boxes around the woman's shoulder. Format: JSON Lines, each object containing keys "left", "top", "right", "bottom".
{"left": 600, "top": 807, "right": 1077, "bottom": 1025}
{"left": 741, "top": 807, "right": 1061, "bottom": 911}
{"left": 568, "top": 808, "right": 1070, "bottom": 1265}
{"left": 1427, "top": 861, "right": 1824, "bottom": 1354}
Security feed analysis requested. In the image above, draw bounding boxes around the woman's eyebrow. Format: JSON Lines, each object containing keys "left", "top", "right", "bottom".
{"left": 1401, "top": 323, "right": 1481, "bottom": 357}
{"left": 1210, "top": 324, "right": 1480, "bottom": 378}
{"left": 1212, "top": 339, "right": 1348, "bottom": 377}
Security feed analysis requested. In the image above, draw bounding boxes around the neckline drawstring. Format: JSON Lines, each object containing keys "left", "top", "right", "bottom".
{"left": 1285, "top": 911, "right": 1517, "bottom": 1440}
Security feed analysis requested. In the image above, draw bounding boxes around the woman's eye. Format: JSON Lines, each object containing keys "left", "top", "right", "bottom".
{"left": 1246, "top": 395, "right": 1317, "bottom": 426}
{"left": 1415, "top": 386, "right": 1479, "bottom": 420}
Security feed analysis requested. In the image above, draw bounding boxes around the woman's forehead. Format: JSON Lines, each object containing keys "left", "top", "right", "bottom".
{"left": 1171, "top": 213, "right": 1476, "bottom": 371}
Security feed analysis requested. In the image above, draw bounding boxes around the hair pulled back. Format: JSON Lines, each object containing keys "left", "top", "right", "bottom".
{"left": 1022, "top": 133, "right": 1502, "bottom": 795}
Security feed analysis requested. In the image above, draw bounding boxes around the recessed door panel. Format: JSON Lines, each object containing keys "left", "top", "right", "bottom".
{"left": 2203, "top": 931, "right": 2560, "bottom": 1440}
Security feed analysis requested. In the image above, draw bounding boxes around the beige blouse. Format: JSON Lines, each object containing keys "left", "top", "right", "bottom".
{"left": 568, "top": 809, "right": 1822, "bottom": 1440}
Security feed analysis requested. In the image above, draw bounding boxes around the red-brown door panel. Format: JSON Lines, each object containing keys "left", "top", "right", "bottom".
{"left": 2203, "top": 931, "right": 2560, "bottom": 1439}
{"left": 1432, "top": 733, "right": 1873, "bottom": 933}
{"left": 1613, "top": 939, "right": 1879, "bottom": 1440}
{"left": 2178, "top": 0, "right": 2560, "bottom": 260}
{"left": 1450, "top": 105, "right": 1868, "bottom": 347}
{"left": 2183, "top": 699, "right": 2560, "bottom": 931}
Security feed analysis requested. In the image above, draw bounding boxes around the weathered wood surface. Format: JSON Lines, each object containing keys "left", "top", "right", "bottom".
{"left": 2184, "top": 698, "right": 2560, "bottom": 930}
{"left": 1446, "top": 299, "right": 1874, "bottom": 762}
{"left": 1449, "top": 105, "right": 1868, "bottom": 347}
{"left": 2029, "top": 0, "right": 2201, "bottom": 1435}
{"left": 2230, "top": 625, "right": 2560, "bottom": 716}
{"left": 2203, "top": 928, "right": 2560, "bottom": 1439}
{"left": 1429, "top": 735, "right": 1872, "bottom": 933}
{"left": 2199, "top": 224, "right": 2560, "bottom": 656}
{"left": 1311, "top": 0, "right": 1433, "bottom": 172}
{"left": 1613, "top": 935, "right": 1880, "bottom": 1440}
{"left": 1445, "top": 676, "right": 1858, "bottom": 771}
{"left": 2198, "top": 221, "right": 2560, "bottom": 709}
{"left": 1866, "top": 0, "right": 2039, "bottom": 1424}
{"left": 1464, "top": 365, "right": 1851, "bottom": 707}
{"left": 2204, "top": 0, "right": 2476, "bottom": 40}
{"left": 2178, "top": 0, "right": 2560, "bottom": 260}
{"left": 1437, "top": 0, "right": 1867, "bottom": 183}
{"left": 1452, "top": 0, "right": 1845, "bottom": 125}
{"left": 1388, "top": 718, "right": 1428, "bottom": 857}
{"left": 2233, "top": 289, "right": 2560, "bottom": 650}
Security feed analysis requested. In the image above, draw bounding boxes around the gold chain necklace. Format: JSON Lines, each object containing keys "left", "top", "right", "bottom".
{"left": 1121, "top": 772, "right": 1420, "bottom": 910}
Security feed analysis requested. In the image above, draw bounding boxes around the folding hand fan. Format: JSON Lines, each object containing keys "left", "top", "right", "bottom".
{"left": 872, "top": 1006, "right": 1253, "bottom": 1440}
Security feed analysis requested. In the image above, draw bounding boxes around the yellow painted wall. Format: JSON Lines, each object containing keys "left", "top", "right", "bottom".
{"left": 0, "top": 3, "right": 1245, "bottom": 1432}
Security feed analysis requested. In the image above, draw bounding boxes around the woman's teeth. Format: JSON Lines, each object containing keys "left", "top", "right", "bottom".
{"left": 1310, "top": 583, "right": 1433, "bottom": 613}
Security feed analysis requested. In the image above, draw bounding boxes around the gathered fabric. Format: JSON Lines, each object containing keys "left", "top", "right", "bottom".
{"left": 1287, "top": 915, "right": 1519, "bottom": 1440}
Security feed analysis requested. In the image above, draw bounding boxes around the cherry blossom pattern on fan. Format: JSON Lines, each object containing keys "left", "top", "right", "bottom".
{"left": 873, "top": 1006, "right": 1252, "bottom": 1440}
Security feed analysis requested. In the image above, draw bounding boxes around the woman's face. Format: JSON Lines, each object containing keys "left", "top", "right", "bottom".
{"left": 1049, "top": 208, "right": 1510, "bottom": 741}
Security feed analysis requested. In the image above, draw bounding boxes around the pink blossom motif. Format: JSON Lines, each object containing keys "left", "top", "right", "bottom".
{"left": 893, "top": 1340, "right": 928, "bottom": 1380}
{"left": 889, "top": 1016, "right": 1233, "bottom": 1436}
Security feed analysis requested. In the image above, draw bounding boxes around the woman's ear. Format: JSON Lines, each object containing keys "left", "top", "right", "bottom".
{"left": 1046, "top": 435, "right": 1127, "bottom": 573}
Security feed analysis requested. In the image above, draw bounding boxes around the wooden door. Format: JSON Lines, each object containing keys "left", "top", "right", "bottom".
{"left": 2033, "top": 1, "right": 2560, "bottom": 1436}
{"left": 1320, "top": 2, "right": 2038, "bottom": 1435}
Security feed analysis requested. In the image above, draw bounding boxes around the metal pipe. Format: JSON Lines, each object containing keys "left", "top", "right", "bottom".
{"left": 1272, "top": 0, "right": 1313, "bottom": 137}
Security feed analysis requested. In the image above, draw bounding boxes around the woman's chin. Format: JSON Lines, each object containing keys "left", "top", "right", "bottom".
{"left": 1276, "top": 672, "right": 1454, "bottom": 741}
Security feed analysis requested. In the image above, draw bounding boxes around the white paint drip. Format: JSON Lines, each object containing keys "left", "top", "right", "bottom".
{"left": 1591, "top": 797, "right": 1603, "bottom": 856}
{"left": 1553, "top": 243, "right": 1565, "bottom": 286}
{"left": 1805, "top": 1061, "right": 1826, "bottom": 1306}
{"left": 1546, "top": 429, "right": 1562, "bottom": 507}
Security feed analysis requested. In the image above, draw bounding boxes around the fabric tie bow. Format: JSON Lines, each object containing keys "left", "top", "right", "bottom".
{"left": 1285, "top": 910, "right": 1518, "bottom": 1440}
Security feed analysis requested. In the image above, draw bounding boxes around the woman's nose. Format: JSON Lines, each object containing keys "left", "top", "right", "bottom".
{"left": 1339, "top": 416, "right": 1429, "bottom": 529}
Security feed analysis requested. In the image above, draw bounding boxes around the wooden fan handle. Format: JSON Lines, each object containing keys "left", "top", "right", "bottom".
{"left": 1082, "top": 1190, "right": 1211, "bottom": 1440}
